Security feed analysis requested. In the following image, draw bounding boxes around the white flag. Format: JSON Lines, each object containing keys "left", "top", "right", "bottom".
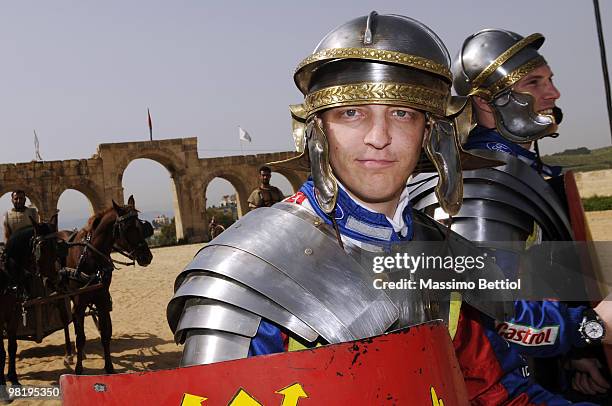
{"left": 238, "top": 126, "right": 252, "bottom": 143}
{"left": 34, "top": 130, "right": 43, "bottom": 161}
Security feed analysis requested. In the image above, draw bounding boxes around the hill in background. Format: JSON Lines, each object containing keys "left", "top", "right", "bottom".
{"left": 542, "top": 146, "right": 612, "bottom": 172}
{"left": 57, "top": 210, "right": 173, "bottom": 232}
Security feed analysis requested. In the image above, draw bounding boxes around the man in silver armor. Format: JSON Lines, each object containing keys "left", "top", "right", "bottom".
{"left": 168, "top": 14, "right": 592, "bottom": 404}
{"left": 410, "top": 29, "right": 612, "bottom": 398}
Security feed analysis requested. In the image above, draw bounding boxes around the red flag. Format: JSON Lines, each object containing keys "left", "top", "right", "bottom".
{"left": 147, "top": 108, "right": 153, "bottom": 141}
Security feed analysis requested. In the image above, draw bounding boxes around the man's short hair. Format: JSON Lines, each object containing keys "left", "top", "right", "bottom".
{"left": 259, "top": 166, "right": 272, "bottom": 174}
{"left": 11, "top": 190, "right": 25, "bottom": 197}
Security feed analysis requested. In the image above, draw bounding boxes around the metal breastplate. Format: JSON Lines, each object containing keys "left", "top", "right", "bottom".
{"left": 6, "top": 208, "right": 37, "bottom": 235}
{"left": 167, "top": 202, "right": 511, "bottom": 367}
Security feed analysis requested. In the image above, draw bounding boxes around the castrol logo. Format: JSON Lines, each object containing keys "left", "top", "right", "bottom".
{"left": 495, "top": 321, "right": 559, "bottom": 346}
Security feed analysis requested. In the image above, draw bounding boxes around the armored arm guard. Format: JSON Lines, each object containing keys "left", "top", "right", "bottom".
{"left": 408, "top": 150, "right": 573, "bottom": 243}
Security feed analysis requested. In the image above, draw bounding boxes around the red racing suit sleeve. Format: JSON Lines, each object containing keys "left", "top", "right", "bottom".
{"left": 454, "top": 304, "right": 589, "bottom": 405}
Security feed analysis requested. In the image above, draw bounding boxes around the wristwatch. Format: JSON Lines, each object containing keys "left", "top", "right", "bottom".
{"left": 579, "top": 308, "right": 606, "bottom": 344}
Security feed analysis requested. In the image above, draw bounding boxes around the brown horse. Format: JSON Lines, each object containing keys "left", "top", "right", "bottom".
{"left": 58, "top": 195, "right": 152, "bottom": 375}
{"left": 0, "top": 215, "right": 59, "bottom": 400}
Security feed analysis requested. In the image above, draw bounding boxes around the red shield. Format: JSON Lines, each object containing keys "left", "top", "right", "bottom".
{"left": 60, "top": 321, "right": 468, "bottom": 405}
{"left": 564, "top": 171, "right": 612, "bottom": 373}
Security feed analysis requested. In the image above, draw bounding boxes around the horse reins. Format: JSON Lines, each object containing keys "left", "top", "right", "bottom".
{"left": 76, "top": 209, "right": 147, "bottom": 268}
{"left": 64, "top": 209, "right": 149, "bottom": 287}
{"left": 67, "top": 237, "right": 135, "bottom": 269}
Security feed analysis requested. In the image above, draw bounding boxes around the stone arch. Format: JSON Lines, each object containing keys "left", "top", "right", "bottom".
{"left": 202, "top": 170, "right": 250, "bottom": 218}
{"left": 270, "top": 169, "right": 305, "bottom": 194}
{"left": 0, "top": 182, "right": 44, "bottom": 215}
{"left": 202, "top": 170, "right": 250, "bottom": 241}
{"left": 54, "top": 188, "right": 97, "bottom": 230}
{"left": 0, "top": 139, "right": 301, "bottom": 244}
{"left": 52, "top": 180, "right": 106, "bottom": 215}
{"left": 116, "top": 152, "right": 190, "bottom": 241}
{"left": 114, "top": 148, "right": 187, "bottom": 187}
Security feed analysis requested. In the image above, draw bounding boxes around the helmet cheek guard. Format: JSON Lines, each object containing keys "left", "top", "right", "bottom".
{"left": 491, "top": 90, "right": 560, "bottom": 143}
{"left": 423, "top": 116, "right": 463, "bottom": 216}
{"left": 305, "top": 117, "right": 338, "bottom": 214}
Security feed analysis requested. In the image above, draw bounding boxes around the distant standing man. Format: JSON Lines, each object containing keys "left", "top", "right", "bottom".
{"left": 247, "top": 166, "right": 283, "bottom": 209}
{"left": 3, "top": 190, "right": 39, "bottom": 242}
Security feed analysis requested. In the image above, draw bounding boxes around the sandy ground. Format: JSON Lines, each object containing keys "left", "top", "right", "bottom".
{"left": 3, "top": 210, "right": 612, "bottom": 405}
{"left": 587, "top": 211, "right": 612, "bottom": 242}
{"left": 586, "top": 211, "right": 612, "bottom": 296}
{"left": 575, "top": 169, "right": 612, "bottom": 198}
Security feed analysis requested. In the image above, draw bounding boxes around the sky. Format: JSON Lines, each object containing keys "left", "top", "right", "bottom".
{"left": 0, "top": 0, "right": 611, "bottom": 230}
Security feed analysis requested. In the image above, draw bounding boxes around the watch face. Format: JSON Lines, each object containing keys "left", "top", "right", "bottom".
{"left": 585, "top": 321, "right": 604, "bottom": 339}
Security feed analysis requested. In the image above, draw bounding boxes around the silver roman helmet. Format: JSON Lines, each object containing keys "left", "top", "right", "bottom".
{"left": 271, "top": 12, "right": 495, "bottom": 216}
{"left": 453, "top": 29, "right": 562, "bottom": 143}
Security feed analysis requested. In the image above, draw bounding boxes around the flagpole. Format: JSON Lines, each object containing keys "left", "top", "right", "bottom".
{"left": 238, "top": 125, "right": 244, "bottom": 155}
{"left": 593, "top": 0, "right": 612, "bottom": 144}
{"left": 148, "top": 108, "right": 153, "bottom": 141}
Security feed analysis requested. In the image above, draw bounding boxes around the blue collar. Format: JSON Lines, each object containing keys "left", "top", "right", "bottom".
{"left": 299, "top": 180, "right": 414, "bottom": 248}
{"left": 465, "top": 126, "right": 562, "bottom": 177}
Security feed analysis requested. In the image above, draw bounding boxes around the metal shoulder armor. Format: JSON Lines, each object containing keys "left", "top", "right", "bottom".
{"left": 168, "top": 201, "right": 513, "bottom": 367}
{"left": 408, "top": 150, "right": 573, "bottom": 243}
{"left": 167, "top": 203, "right": 398, "bottom": 366}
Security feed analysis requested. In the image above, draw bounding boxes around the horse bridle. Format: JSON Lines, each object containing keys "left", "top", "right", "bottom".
{"left": 62, "top": 208, "right": 153, "bottom": 289}
{"left": 112, "top": 210, "right": 151, "bottom": 262}
{"left": 31, "top": 232, "right": 59, "bottom": 276}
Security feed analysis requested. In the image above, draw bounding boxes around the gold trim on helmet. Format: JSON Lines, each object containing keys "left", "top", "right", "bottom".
{"left": 487, "top": 56, "right": 546, "bottom": 97}
{"left": 470, "top": 33, "right": 544, "bottom": 90}
{"left": 295, "top": 47, "right": 452, "bottom": 82}
{"left": 304, "top": 82, "right": 449, "bottom": 116}
{"left": 470, "top": 56, "right": 546, "bottom": 100}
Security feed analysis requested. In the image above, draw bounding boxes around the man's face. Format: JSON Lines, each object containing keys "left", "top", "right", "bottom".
{"left": 259, "top": 170, "right": 271, "bottom": 186}
{"left": 321, "top": 104, "right": 425, "bottom": 204}
{"left": 12, "top": 192, "right": 26, "bottom": 210}
{"left": 513, "top": 64, "right": 560, "bottom": 114}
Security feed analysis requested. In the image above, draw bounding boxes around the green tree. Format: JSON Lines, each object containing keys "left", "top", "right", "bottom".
{"left": 582, "top": 195, "right": 612, "bottom": 212}
{"left": 206, "top": 208, "right": 235, "bottom": 228}
{"left": 148, "top": 217, "right": 177, "bottom": 247}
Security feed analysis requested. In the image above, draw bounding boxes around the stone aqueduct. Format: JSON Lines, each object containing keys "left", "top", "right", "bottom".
{"left": 0, "top": 137, "right": 306, "bottom": 242}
